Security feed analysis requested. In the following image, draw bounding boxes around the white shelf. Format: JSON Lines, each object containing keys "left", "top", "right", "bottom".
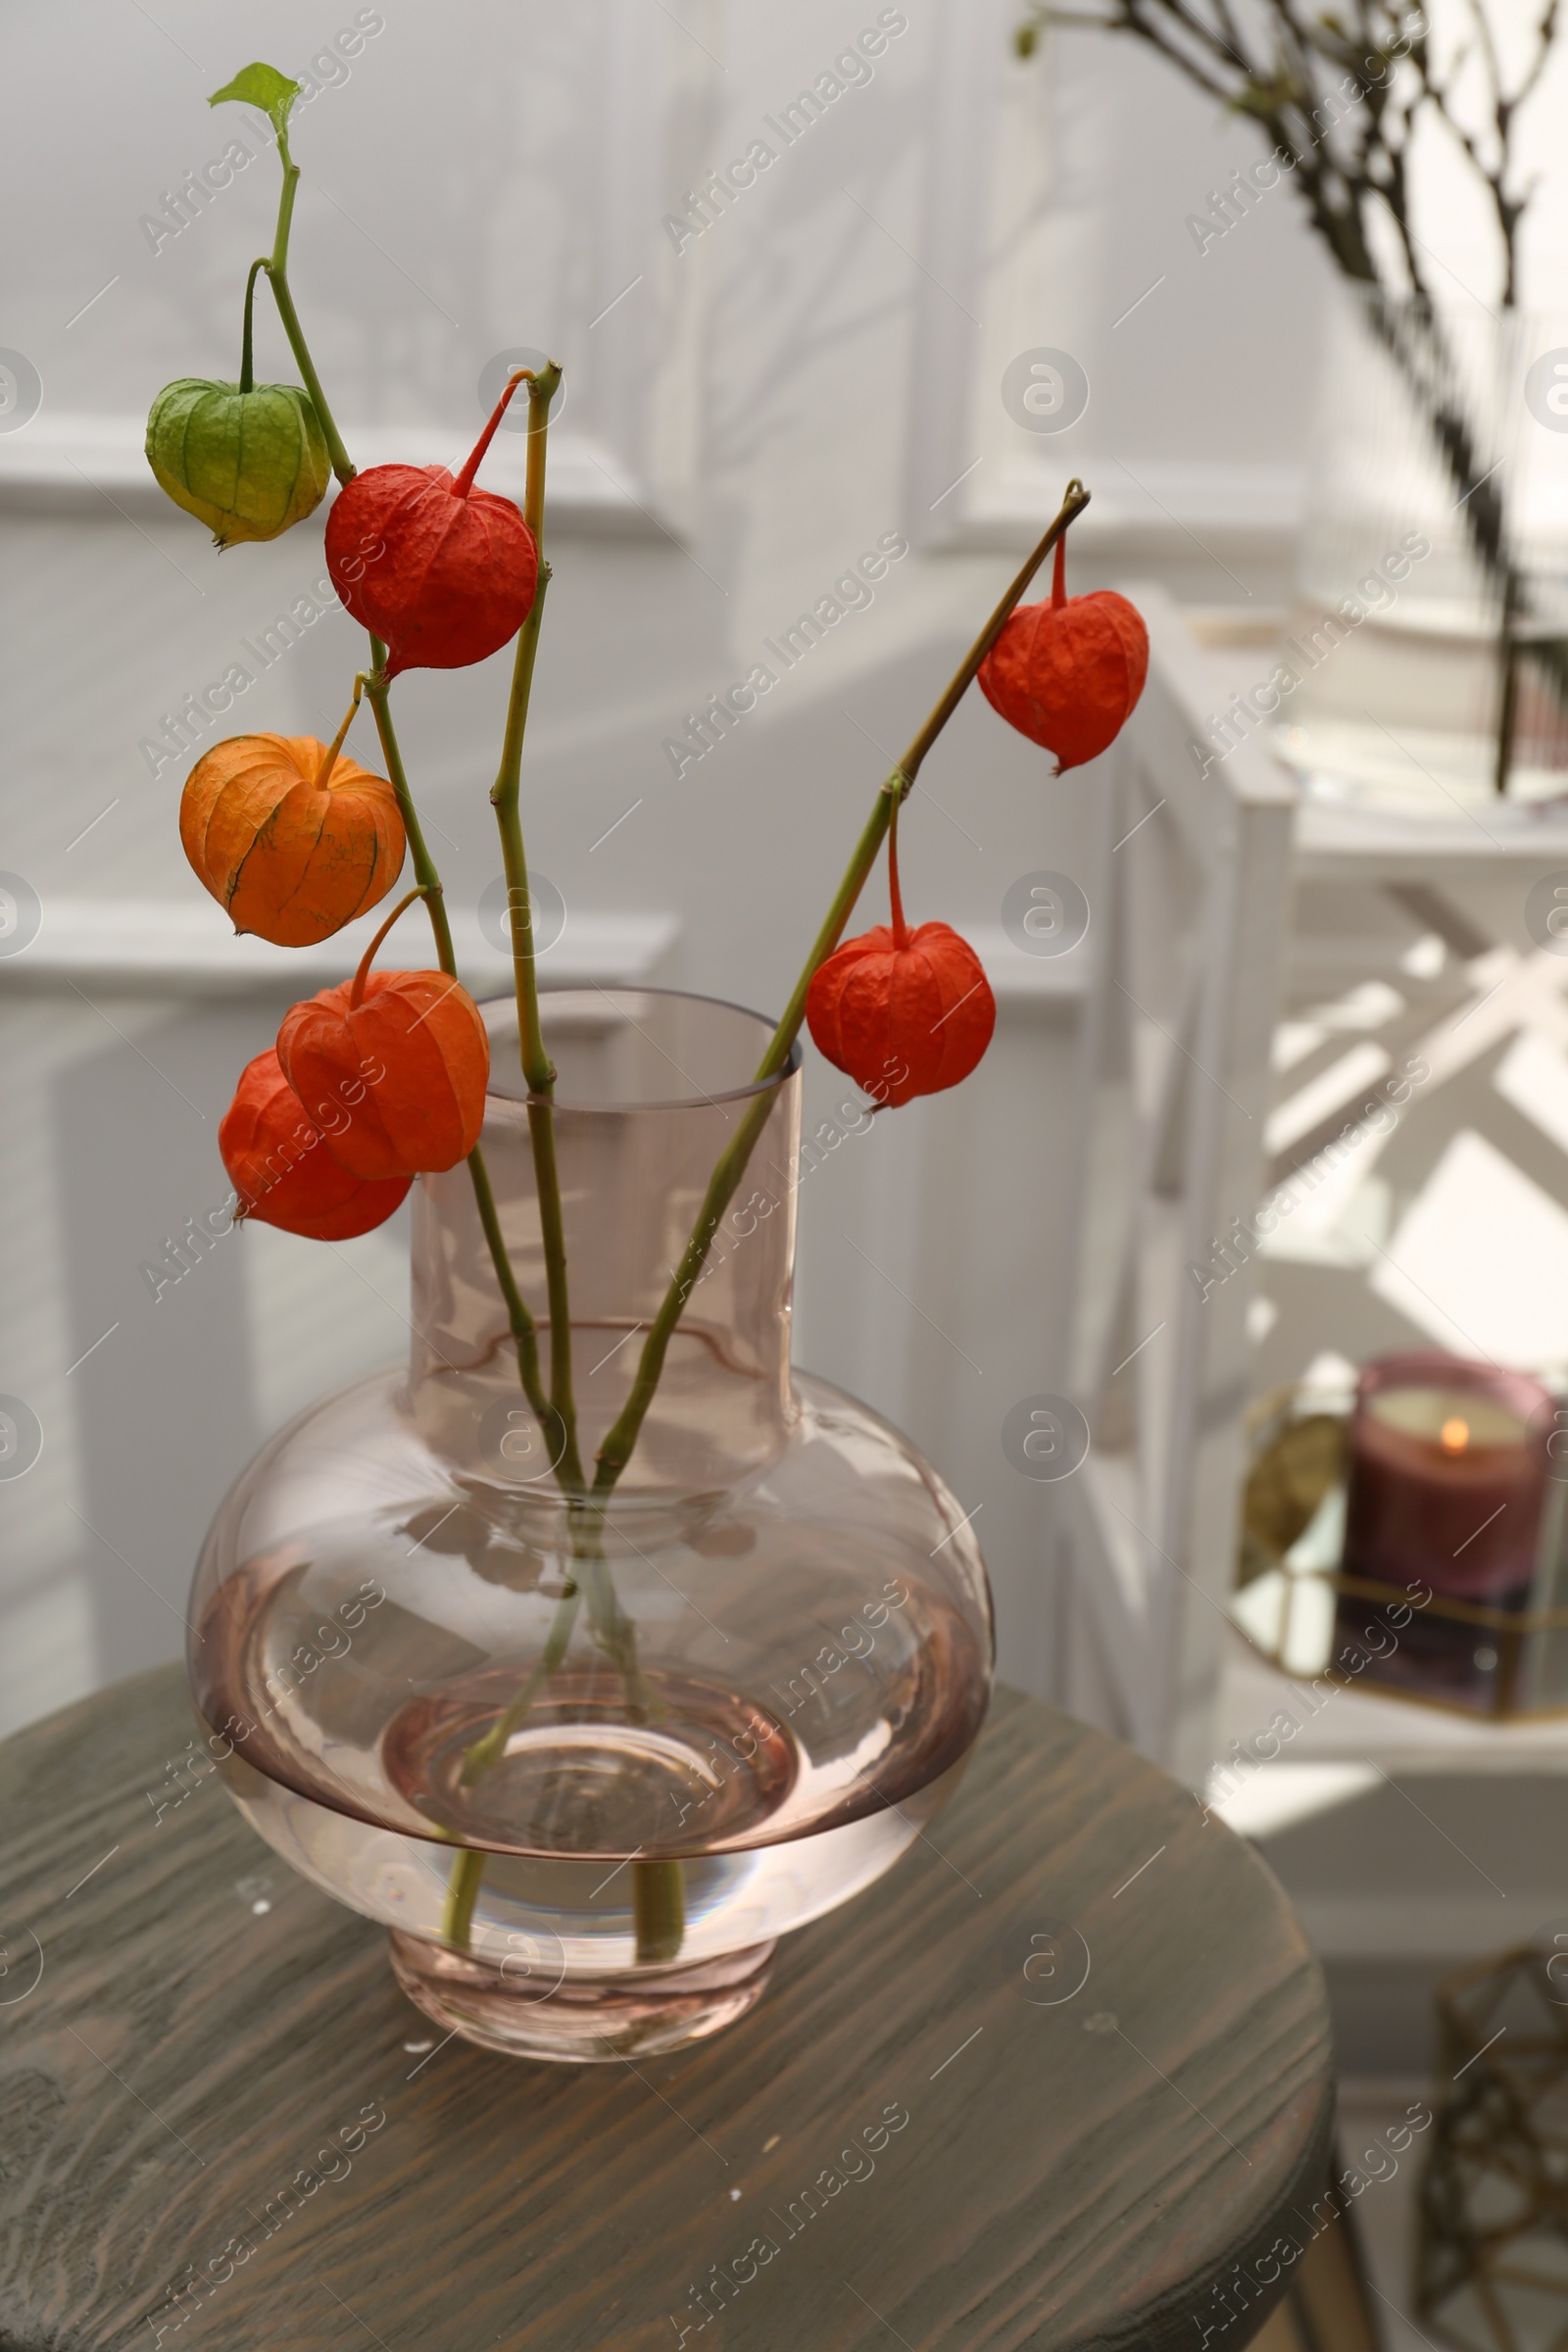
{"left": 0, "top": 414, "right": 675, "bottom": 540}
{"left": 1185, "top": 610, "right": 1568, "bottom": 875}
{"left": 1215, "top": 1626, "right": 1568, "bottom": 1776}
{"left": 967, "top": 924, "right": 1087, "bottom": 1011}
{"left": 1294, "top": 797, "right": 1568, "bottom": 878}
{"left": 0, "top": 898, "right": 680, "bottom": 998}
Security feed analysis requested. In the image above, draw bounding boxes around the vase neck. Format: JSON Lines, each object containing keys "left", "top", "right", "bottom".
{"left": 408, "top": 990, "right": 802, "bottom": 1494}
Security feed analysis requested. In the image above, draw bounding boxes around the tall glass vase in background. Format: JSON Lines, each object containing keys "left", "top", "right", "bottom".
{"left": 188, "top": 990, "right": 994, "bottom": 2062}
{"left": 1271, "top": 287, "right": 1568, "bottom": 818}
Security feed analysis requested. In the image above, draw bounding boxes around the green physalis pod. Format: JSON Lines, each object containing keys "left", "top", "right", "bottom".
{"left": 145, "top": 378, "right": 330, "bottom": 548}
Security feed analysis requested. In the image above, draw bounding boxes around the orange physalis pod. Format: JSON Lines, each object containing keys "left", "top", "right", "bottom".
{"left": 180, "top": 698, "right": 405, "bottom": 946}
{"left": 220, "top": 1050, "right": 411, "bottom": 1240}
{"left": 275, "top": 901, "right": 489, "bottom": 1181}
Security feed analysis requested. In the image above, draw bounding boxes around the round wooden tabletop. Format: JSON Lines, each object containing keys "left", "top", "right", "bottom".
{"left": 0, "top": 1668, "right": 1332, "bottom": 2351}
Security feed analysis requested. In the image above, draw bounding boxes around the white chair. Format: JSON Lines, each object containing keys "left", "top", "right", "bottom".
{"left": 1055, "top": 587, "right": 1296, "bottom": 1785}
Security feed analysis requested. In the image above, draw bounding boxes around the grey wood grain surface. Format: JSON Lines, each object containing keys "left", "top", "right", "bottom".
{"left": 0, "top": 1668, "right": 1332, "bottom": 2350}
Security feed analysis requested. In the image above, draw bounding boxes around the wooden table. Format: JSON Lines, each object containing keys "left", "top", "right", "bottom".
{"left": 0, "top": 1669, "right": 1333, "bottom": 2350}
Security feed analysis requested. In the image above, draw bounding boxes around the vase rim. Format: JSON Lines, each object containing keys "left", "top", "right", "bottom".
{"left": 476, "top": 984, "right": 804, "bottom": 1114}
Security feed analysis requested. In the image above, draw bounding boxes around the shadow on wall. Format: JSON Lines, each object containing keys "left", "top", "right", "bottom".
{"left": 44, "top": 996, "right": 410, "bottom": 1708}
{"left": 55, "top": 1008, "right": 263, "bottom": 1678}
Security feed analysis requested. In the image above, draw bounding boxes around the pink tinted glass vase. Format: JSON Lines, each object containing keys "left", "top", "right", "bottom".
{"left": 189, "top": 990, "right": 994, "bottom": 2061}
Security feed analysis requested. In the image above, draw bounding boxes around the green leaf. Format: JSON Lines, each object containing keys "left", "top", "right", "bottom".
{"left": 209, "top": 62, "right": 301, "bottom": 136}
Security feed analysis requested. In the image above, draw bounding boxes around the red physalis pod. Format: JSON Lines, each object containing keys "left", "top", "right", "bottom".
{"left": 220, "top": 1050, "right": 411, "bottom": 1240}
{"left": 276, "top": 967, "right": 489, "bottom": 1181}
{"left": 324, "top": 373, "right": 540, "bottom": 678}
{"left": 978, "top": 538, "right": 1149, "bottom": 773}
{"left": 806, "top": 815, "right": 996, "bottom": 1107}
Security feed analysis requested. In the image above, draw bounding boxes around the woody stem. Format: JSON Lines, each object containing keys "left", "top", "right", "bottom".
{"left": 487, "top": 364, "right": 583, "bottom": 1470}
{"left": 589, "top": 479, "right": 1092, "bottom": 1494}
{"left": 364, "top": 658, "right": 454, "bottom": 967}
{"left": 460, "top": 365, "right": 682, "bottom": 1961}
{"left": 492, "top": 366, "right": 561, "bottom": 1091}
{"left": 365, "top": 653, "right": 553, "bottom": 1431}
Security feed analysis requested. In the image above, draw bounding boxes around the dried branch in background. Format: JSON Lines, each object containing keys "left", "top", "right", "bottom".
{"left": 1012, "top": 0, "right": 1565, "bottom": 774}
{"left": 1014, "top": 0, "right": 1556, "bottom": 309}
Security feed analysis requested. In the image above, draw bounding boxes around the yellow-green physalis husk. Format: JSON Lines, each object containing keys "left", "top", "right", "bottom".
{"left": 144, "top": 378, "right": 330, "bottom": 548}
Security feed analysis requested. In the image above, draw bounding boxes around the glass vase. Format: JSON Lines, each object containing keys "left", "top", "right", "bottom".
{"left": 188, "top": 989, "right": 994, "bottom": 2062}
{"left": 1270, "top": 287, "right": 1568, "bottom": 817}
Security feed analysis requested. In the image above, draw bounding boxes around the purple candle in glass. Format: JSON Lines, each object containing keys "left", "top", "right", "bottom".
{"left": 1342, "top": 1351, "right": 1551, "bottom": 1602}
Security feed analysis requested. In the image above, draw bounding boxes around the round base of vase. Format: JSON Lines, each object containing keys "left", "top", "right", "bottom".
{"left": 387, "top": 1929, "right": 777, "bottom": 2063}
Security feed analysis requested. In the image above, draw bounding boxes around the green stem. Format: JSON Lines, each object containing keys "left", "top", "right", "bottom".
{"left": 364, "top": 658, "right": 456, "bottom": 971}
{"left": 259, "top": 123, "right": 354, "bottom": 485}
{"left": 487, "top": 365, "right": 582, "bottom": 1459}
{"left": 591, "top": 1083, "right": 785, "bottom": 1492}
{"left": 590, "top": 478, "right": 1093, "bottom": 1494}
{"left": 458, "top": 1585, "right": 584, "bottom": 1790}
{"left": 634, "top": 1856, "right": 686, "bottom": 1968}
{"left": 491, "top": 366, "right": 559, "bottom": 1093}
{"left": 439, "top": 1550, "right": 677, "bottom": 1959}
{"left": 364, "top": 658, "right": 561, "bottom": 1439}
{"left": 578, "top": 1546, "right": 658, "bottom": 1720}
{"left": 239, "top": 258, "right": 265, "bottom": 395}
{"left": 251, "top": 133, "right": 557, "bottom": 1445}
{"left": 240, "top": 122, "right": 543, "bottom": 1438}
{"left": 264, "top": 258, "right": 545, "bottom": 1423}
{"left": 466, "top": 1147, "right": 550, "bottom": 1420}
{"left": 755, "top": 476, "right": 1092, "bottom": 1090}
{"left": 493, "top": 591, "right": 554, "bottom": 1089}
{"left": 895, "top": 479, "right": 1089, "bottom": 780}
{"left": 441, "top": 1844, "right": 486, "bottom": 1954}
{"left": 247, "top": 122, "right": 529, "bottom": 1377}
{"left": 359, "top": 680, "right": 432, "bottom": 920}
{"left": 244, "top": 129, "right": 532, "bottom": 1405}
{"left": 439, "top": 432, "right": 1082, "bottom": 1975}
{"left": 527, "top": 1101, "right": 577, "bottom": 1440}
{"left": 454, "top": 365, "right": 688, "bottom": 1963}
{"left": 235, "top": 133, "right": 623, "bottom": 1960}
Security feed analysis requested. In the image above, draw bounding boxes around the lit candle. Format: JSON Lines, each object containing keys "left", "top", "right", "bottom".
{"left": 1342, "top": 1352, "right": 1551, "bottom": 1603}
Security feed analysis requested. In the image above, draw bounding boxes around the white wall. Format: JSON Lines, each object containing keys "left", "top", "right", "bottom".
{"left": 0, "top": 0, "right": 1335, "bottom": 1735}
